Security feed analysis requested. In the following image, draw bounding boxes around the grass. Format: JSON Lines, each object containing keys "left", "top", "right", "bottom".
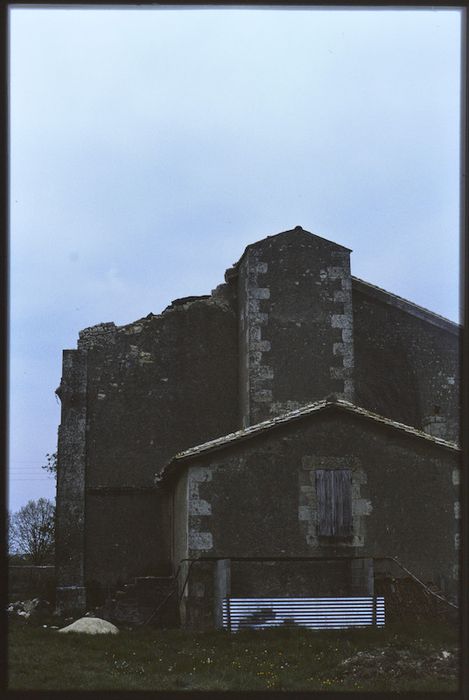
{"left": 8, "top": 616, "right": 459, "bottom": 691}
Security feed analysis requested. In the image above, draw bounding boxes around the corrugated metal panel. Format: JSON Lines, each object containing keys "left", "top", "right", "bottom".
{"left": 222, "top": 597, "right": 385, "bottom": 631}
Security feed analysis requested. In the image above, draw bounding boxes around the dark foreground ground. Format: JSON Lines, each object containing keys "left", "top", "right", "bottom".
{"left": 8, "top": 616, "right": 459, "bottom": 691}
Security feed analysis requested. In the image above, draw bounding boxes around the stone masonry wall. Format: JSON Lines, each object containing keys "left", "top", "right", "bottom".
{"left": 83, "top": 292, "right": 238, "bottom": 593}
{"left": 9, "top": 566, "right": 56, "bottom": 604}
{"left": 56, "top": 226, "right": 460, "bottom": 614}
{"left": 352, "top": 283, "right": 460, "bottom": 443}
{"left": 55, "top": 349, "right": 88, "bottom": 613}
{"left": 56, "top": 285, "right": 239, "bottom": 606}
{"left": 237, "top": 227, "right": 354, "bottom": 427}
{"left": 178, "top": 410, "right": 459, "bottom": 627}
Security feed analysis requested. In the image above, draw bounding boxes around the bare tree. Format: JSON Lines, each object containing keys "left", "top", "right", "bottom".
{"left": 9, "top": 498, "right": 55, "bottom": 565}
{"left": 41, "top": 451, "right": 57, "bottom": 477}
{"left": 7, "top": 512, "right": 17, "bottom": 559}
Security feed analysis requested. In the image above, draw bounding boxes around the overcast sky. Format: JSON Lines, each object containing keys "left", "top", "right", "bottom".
{"left": 8, "top": 7, "right": 461, "bottom": 513}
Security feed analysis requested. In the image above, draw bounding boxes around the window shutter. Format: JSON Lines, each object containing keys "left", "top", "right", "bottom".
{"left": 316, "top": 469, "right": 352, "bottom": 537}
{"left": 316, "top": 469, "right": 332, "bottom": 536}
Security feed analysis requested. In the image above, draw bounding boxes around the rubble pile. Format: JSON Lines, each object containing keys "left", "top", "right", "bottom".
{"left": 7, "top": 599, "right": 51, "bottom": 620}
{"left": 338, "top": 646, "right": 458, "bottom": 682}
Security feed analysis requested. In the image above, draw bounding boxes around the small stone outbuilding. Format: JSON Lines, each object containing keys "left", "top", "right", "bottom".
{"left": 158, "top": 398, "right": 459, "bottom": 628}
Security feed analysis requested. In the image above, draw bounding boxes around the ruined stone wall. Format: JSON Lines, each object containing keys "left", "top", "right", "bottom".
{"left": 55, "top": 226, "right": 461, "bottom": 614}
{"left": 352, "top": 282, "right": 460, "bottom": 442}
{"left": 176, "top": 410, "right": 459, "bottom": 626}
{"left": 55, "top": 350, "right": 87, "bottom": 613}
{"left": 56, "top": 286, "right": 239, "bottom": 607}
{"left": 237, "top": 228, "right": 354, "bottom": 427}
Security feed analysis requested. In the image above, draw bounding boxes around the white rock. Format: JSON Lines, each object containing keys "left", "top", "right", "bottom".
{"left": 58, "top": 617, "right": 119, "bottom": 635}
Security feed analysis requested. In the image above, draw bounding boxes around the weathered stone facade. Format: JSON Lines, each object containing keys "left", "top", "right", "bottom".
{"left": 55, "top": 226, "right": 460, "bottom": 621}
{"left": 160, "top": 401, "right": 459, "bottom": 628}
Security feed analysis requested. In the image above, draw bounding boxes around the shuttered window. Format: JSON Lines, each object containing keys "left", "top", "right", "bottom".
{"left": 315, "top": 469, "right": 352, "bottom": 537}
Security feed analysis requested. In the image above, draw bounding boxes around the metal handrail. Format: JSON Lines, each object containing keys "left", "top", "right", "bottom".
{"left": 143, "top": 558, "right": 199, "bottom": 626}
{"left": 374, "top": 556, "right": 459, "bottom": 610}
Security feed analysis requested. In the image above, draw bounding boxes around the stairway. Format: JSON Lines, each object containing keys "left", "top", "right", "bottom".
{"left": 97, "top": 575, "right": 179, "bottom": 627}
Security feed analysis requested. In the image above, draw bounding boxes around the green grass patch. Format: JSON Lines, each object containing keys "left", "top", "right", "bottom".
{"left": 8, "top": 617, "right": 459, "bottom": 691}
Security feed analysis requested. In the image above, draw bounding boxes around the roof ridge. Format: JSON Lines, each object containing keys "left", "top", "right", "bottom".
{"left": 156, "top": 398, "right": 459, "bottom": 485}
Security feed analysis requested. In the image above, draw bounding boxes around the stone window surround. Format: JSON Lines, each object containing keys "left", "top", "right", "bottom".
{"left": 299, "top": 456, "right": 371, "bottom": 548}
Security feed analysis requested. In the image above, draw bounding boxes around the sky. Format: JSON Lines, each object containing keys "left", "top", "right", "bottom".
{"left": 8, "top": 7, "right": 462, "bottom": 514}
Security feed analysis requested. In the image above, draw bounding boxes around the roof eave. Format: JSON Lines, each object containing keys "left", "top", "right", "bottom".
{"left": 155, "top": 399, "right": 459, "bottom": 487}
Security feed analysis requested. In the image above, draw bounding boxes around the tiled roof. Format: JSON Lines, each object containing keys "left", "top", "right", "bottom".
{"left": 155, "top": 398, "right": 459, "bottom": 485}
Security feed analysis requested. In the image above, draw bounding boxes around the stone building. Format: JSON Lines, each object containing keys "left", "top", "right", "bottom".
{"left": 55, "top": 226, "right": 461, "bottom": 627}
